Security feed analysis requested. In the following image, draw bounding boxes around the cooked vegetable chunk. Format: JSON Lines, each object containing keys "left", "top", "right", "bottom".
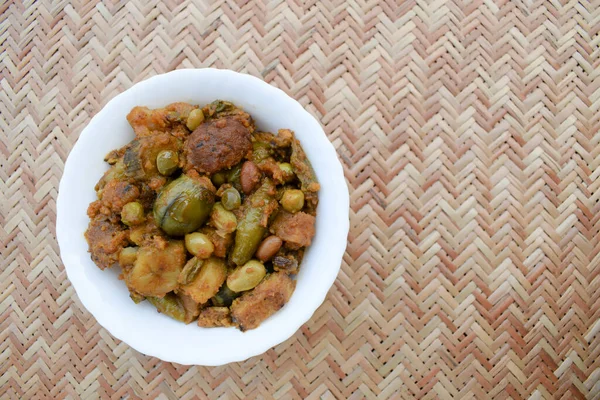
{"left": 121, "top": 201, "right": 145, "bottom": 226}
{"left": 126, "top": 241, "right": 186, "bottom": 297}
{"left": 231, "top": 272, "right": 295, "bottom": 331}
{"left": 123, "top": 134, "right": 181, "bottom": 181}
{"left": 270, "top": 211, "right": 316, "bottom": 249}
{"left": 227, "top": 260, "right": 267, "bottom": 292}
{"left": 153, "top": 173, "right": 215, "bottom": 236}
{"left": 85, "top": 215, "right": 129, "bottom": 270}
{"left": 185, "top": 232, "right": 214, "bottom": 259}
{"left": 127, "top": 102, "right": 197, "bottom": 138}
{"left": 197, "top": 307, "right": 235, "bottom": 328}
{"left": 156, "top": 150, "right": 179, "bottom": 176}
{"left": 100, "top": 180, "right": 140, "bottom": 212}
{"left": 179, "top": 257, "right": 227, "bottom": 304}
{"left": 210, "top": 203, "right": 237, "bottom": 235}
{"left": 147, "top": 293, "right": 186, "bottom": 322}
{"left": 230, "top": 179, "right": 278, "bottom": 266}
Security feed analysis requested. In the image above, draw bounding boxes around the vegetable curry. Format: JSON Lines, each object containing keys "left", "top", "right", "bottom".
{"left": 85, "top": 101, "right": 319, "bottom": 331}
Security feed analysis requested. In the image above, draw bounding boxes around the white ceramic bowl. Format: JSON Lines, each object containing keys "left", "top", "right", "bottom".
{"left": 56, "top": 69, "right": 349, "bottom": 365}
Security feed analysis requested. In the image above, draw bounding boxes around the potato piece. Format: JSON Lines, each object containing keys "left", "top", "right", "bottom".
{"left": 231, "top": 272, "right": 296, "bottom": 331}
{"left": 126, "top": 241, "right": 186, "bottom": 297}
{"left": 128, "top": 216, "right": 164, "bottom": 246}
{"left": 179, "top": 257, "right": 227, "bottom": 304}
{"left": 197, "top": 307, "right": 235, "bottom": 328}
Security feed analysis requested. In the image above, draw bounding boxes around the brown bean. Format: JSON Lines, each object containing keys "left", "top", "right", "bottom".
{"left": 255, "top": 235, "right": 283, "bottom": 262}
{"left": 240, "top": 161, "right": 261, "bottom": 194}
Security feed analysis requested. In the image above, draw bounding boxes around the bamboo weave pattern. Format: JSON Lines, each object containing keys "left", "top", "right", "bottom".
{"left": 1, "top": 0, "right": 600, "bottom": 398}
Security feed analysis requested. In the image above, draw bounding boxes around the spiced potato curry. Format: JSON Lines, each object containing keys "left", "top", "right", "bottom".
{"left": 85, "top": 100, "right": 319, "bottom": 331}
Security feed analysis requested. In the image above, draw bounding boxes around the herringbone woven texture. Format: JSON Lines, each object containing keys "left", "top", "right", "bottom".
{"left": 2, "top": 0, "right": 600, "bottom": 398}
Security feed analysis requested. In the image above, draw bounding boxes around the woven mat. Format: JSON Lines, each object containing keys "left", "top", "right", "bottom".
{"left": 2, "top": 0, "right": 600, "bottom": 398}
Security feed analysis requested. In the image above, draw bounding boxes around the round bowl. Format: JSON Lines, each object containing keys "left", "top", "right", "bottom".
{"left": 56, "top": 69, "right": 349, "bottom": 365}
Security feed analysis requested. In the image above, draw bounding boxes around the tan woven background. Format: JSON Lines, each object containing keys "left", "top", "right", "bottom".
{"left": 2, "top": 0, "right": 600, "bottom": 398}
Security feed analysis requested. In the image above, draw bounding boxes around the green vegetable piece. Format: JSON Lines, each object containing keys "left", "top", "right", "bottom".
{"left": 230, "top": 179, "right": 276, "bottom": 266}
{"left": 153, "top": 174, "right": 215, "bottom": 236}
{"left": 156, "top": 150, "right": 179, "bottom": 176}
{"left": 178, "top": 257, "right": 204, "bottom": 285}
{"left": 290, "top": 137, "right": 319, "bottom": 193}
{"left": 129, "top": 291, "right": 145, "bottom": 304}
{"left": 278, "top": 162, "right": 295, "bottom": 182}
{"left": 119, "top": 246, "right": 139, "bottom": 266}
{"left": 211, "top": 203, "right": 237, "bottom": 235}
{"left": 252, "top": 142, "right": 272, "bottom": 164}
{"left": 186, "top": 108, "right": 205, "bottom": 131}
{"left": 121, "top": 202, "right": 145, "bottom": 226}
{"left": 280, "top": 189, "right": 304, "bottom": 213}
{"left": 227, "top": 260, "right": 267, "bottom": 292}
{"left": 211, "top": 284, "right": 240, "bottom": 307}
{"left": 211, "top": 171, "right": 227, "bottom": 187}
{"left": 227, "top": 164, "right": 242, "bottom": 184}
{"left": 185, "top": 232, "right": 214, "bottom": 259}
{"left": 147, "top": 293, "right": 186, "bottom": 322}
{"left": 221, "top": 187, "right": 241, "bottom": 210}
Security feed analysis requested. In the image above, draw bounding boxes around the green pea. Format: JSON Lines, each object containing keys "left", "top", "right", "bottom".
{"left": 221, "top": 187, "right": 241, "bottom": 210}
{"left": 278, "top": 162, "right": 295, "bottom": 182}
{"left": 280, "top": 189, "right": 304, "bottom": 213}
{"left": 156, "top": 150, "right": 179, "bottom": 176}
{"left": 121, "top": 201, "right": 145, "bottom": 226}
{"left": 211, "top": 171, "right": 227, "bottom": 187}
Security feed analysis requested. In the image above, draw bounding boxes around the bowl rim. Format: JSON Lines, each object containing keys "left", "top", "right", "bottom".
{"left": 56, "top": 68, "right": 349, "bottom": 365}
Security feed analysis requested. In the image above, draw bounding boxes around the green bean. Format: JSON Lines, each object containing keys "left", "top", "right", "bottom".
{"left": 230, "top": 179, "right": 277, "bottom": 266}
{"left": 251, "top": 142, "right": 271, "bottom": 164}
{"left": 290, "top": 136, "right": 320, "bottom": 193}
{"left": 147, "top": 293, "right": 186, "bottom": 322}
{"left": 211, "top": 284, "right": 240, "bottom": 307}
